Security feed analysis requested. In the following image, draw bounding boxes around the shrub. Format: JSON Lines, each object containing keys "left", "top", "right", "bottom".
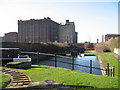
{"left": 94, "top": 43, "right": 111, "bottom": 53}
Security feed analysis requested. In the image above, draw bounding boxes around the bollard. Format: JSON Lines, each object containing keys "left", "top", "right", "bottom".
{"left": 37, "top": 51, "right": 39, "bottom": 65}
{"left": 72, "top": 56, "right": 74, "bottom": 70}
{"left": 107, "top": 63, "right": 109, "bottom": 76}
{"left": 55, "top": 54, "right": 57, "bottom": 67}
{"left": 90, "top": 60, "right": 92, "bottom": 74}
{"left": 110, "top": 67, "right": 112, "bottom": 77}
{"left": 112, "top": 66, "right": 115, "bottom": 77}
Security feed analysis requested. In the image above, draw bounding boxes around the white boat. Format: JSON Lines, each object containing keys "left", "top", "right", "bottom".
{"left": 66, "top": 53, "right": 71, "bottom": 57}
{"left": 13, "top": 55, "right": 31, "bottom": 62}
{"left": 80, "top": 54, "right": 84, "bottom": 57}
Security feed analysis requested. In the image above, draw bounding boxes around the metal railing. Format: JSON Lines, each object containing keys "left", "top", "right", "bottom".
{"left": 22, "top": 51, "right": 115, "bottom": 77}
{"left": 49, "top": 55, "right": 114, "bottom": 77}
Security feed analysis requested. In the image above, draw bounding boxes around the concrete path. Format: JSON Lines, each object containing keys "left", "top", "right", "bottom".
{"left": 2, "top": 68, "right": 32, "bottom": 89}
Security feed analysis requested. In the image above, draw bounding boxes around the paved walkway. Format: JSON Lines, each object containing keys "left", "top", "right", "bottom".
{"left": 2, "top": 68, "right": 32, "bottom": 89}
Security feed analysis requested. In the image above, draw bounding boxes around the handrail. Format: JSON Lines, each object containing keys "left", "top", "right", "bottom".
{"left": 21, "top": 51, "right": 114, "bottom": 77}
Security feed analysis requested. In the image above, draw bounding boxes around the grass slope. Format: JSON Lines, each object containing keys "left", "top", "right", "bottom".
{"left": 0, "top": 73, "right": 10, "bottom": 88}
{"left": 84, "top": 51, "right": 119, "bottom": 77}
{"left": 106, "top": 37, "right": 120, "bottom": 51}
{"left": 97, "top": 53, "right": 119, "bottom": 76}
{"left": 6, "top": 65, "right": 118, "bottom": 88}
{"left": 83, "top": 51, "right": 96, "bottom": 55}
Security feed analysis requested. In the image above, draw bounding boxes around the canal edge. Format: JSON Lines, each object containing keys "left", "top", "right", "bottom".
{"left": 96, "top": 55, "right": 107, "bottom": 76}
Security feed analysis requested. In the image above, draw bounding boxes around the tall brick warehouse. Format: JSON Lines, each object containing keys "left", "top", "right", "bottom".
{"left": 18, "top": 17, "right": 59, "bottom": 43}
{"left": 18, "top": 17, "right": 77, "bottom": 43}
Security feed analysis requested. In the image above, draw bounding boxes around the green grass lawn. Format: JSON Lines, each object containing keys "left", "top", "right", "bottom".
{"left": 83, "top": 50, "right": 96, "bottom": 55}
{"left": 5, "top": 65, "right": 118, "bottom": 88}
{"left": 0, "top": 73, "right": 10, "bottom": 88}
{"left": 97, "top": 52, "right": 119, "bottom": 76}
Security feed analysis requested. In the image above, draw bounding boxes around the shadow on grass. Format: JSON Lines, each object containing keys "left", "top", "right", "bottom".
{"left": 11, "top": 65, "right": 49, "bottom": 70}
{"left": 68, "top": 85, "right": 94, "bottom": 88}
{"left": 2, "top": 84, "right": 94, "bottom": 90}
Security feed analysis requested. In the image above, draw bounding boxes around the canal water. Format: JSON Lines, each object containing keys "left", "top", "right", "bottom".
{"left": 32, "top": 55, "right": 102, "bottom": 75}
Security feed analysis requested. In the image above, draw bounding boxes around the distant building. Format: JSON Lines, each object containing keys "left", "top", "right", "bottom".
{"left": 74, "top": 32, "right": 78, "bottom": 43}
{"left": 18, "top": 17, "right": 59, "bottom": 43}
{"left": 0, "top": 37, "right": 3, "bottom": 42}
{"left": 18, "top": 18, "right": 78, "bottom": 43}
{"left": 3, "top": 32, "right": 18, "bottom": 42}
{"left": 105, "top": 34, "right": 120, "bottom": 41}
{"left": 59, "top": 20, "right": 77, "bottom": 43}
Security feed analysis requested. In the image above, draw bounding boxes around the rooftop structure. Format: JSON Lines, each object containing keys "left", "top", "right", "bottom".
{"left": 105, "top": 34, "right": 120, "bottom": 41}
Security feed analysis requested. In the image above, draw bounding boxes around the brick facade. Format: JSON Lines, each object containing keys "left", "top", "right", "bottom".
{"left": 18, "top": 17, "right": 59, "bottom": 43}
{"left": 105, "top": 34, "right": 120, "bottom": 41}
{"left": 3, "top": 32, "right": 18, "bottom": 42}
{"left": 18, "top": 18, "right": 77, "bottom": 43}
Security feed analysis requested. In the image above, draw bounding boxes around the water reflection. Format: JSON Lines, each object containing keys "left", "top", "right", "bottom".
{"left": 74, "top": 56, "right": 102, "bottom": 75}
{"left": 32, "top": 55, "right": 102, "bottom": 75}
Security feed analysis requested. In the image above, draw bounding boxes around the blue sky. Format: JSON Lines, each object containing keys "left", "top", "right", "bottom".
{"left": 0, "top": 0, "right": 118, "bottom": 43}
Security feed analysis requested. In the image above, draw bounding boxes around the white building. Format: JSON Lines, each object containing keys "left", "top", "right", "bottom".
{"left": 114, "top": 48, "right": 120, "bottom": 55}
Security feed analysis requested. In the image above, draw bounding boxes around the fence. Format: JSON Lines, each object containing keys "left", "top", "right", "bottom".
{"left": 34, "top": 53, "right": 115, "bottom": 77}
{"left": 54, "top": 55, "right": 114, "bottom": 77}
{"left": 22, "top": 51, "right": 115, "bottom": 77}
{"left": 1, "top": 50, "right": 115, "bottom": 77}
